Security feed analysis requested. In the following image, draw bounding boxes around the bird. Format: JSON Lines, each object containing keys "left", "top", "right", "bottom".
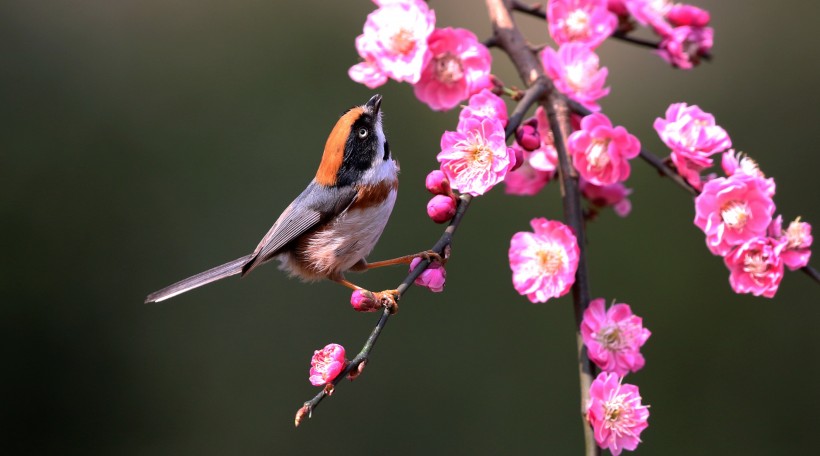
{"left": 145, "top": 94, "right": 433, "bottom": 311}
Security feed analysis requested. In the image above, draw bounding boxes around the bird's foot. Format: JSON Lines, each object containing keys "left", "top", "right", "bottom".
{"left": 373, "top": 289, "right": 400, "bottom": 314}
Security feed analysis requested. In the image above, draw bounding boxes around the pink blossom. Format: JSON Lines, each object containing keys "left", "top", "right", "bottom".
{"left": 427, "top": 194, "right": 457, "bottom": 223}
{"left": 351, "top": 1, "right": 435, "bottom": 85}
{"left": 694, "top": 174, "right": 775, "bottom": 256}
{"left": 547, "top": 0, "right": 618, "bottom": 49}
{"left": 654, "top": 103, "right": 731, "bottom": 188}
{"left": 568, "top": 113, "right": 641, "bottom": 185}
{"left": 350, "top": 289, "right": 380, "bottom": 312}
{"left": 504, "top": 147, "right": 554, "bottom": 196}
{"left": 425, "top": 169, "right": 451, "bottom": 195}
{"left": 657, "top": 25, "right": 713, "bottom": 70}
{"left": 581, "top": 299, "right": 651, "bottom": 376}
{"left": 414, "top": 27, "right": 492, "bottom": 111}
{"left": 509, "top": 218, "right": 580, "bottom": 303}
{"left": 769, "top": 216, "right": 813, "bottom": 270}
{"left": 459, "top": 88, "right": 508, "bottom": 126}
{"left": 724, "top": 236, "right": 785, "bottom": 298}
{"left": 580, "top": 179, "right": 633, "bottom": 217}
{"left": 309, "top": 343, "right": 347, "bottom": 386}
{"left": 409, "top": 257, "right": 446, "bottom": 292}
{"left": 542, "top": 43, "right": 610, "bottom": 111}
{"left": 586, "top": 372, "right": 650, "bottom": 456}
{"left": 666, "top": 4, "right": 711, "bottom": 27}
{"left": 437, "top": 115, "right": 514, "bottom": 196}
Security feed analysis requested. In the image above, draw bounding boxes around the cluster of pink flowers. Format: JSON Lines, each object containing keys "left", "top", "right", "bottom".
{"left": 436, "top": 91, "right": 515, "bottom": 196}
{"left": 543, "top": 1, "right": 613, "bottom": 110}
{"left": 505, "top": 107, "right": 558, "bottom": 196}
{"left": 309, "top": 343, "right": 348, "bottom": 386}
{"left": 350, "top": 0, "right": 492, "bottom": 111}
{"left": 509, "top": 218, "right": 580, "bottom": 303}
{"left": 581, "top": 298, "right": 651, "bottom": 453}
{"left": 612, "top": 0, "right": 714, "bottom": 69}
{"left": 692, "top": 149, "right": 812, "bottom": 297}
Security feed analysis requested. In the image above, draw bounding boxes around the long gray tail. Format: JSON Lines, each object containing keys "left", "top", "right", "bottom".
{"left": 145, "top": 254, "right": 254, "bottom": 303}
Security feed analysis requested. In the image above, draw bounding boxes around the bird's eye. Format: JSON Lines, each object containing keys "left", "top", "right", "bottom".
{"left": 358, "top": 128, "right": 368, "bottom": 139}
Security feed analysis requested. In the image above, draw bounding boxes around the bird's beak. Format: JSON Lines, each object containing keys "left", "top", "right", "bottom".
{"left": 366, "top": 94, "right": 382, "bottom": 116}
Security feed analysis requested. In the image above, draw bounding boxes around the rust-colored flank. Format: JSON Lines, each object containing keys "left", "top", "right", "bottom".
{"left": 352, "top": 179, "right": 399, "bottom": 210}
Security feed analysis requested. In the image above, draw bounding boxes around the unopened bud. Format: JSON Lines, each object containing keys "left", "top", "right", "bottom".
{"left": 347, "top": 360, "right": 366, "bottom": 381}
{"left": 425, "top": 169, "right": 451, "bottom": 195}
{"left": 509, "top": 146, "right": 525, "bottom": 172}
{"left": 294, "top": 404, "right": 310, "bottom": 427}
{"left": 666, "top": 4, "right": 710, "bottom": 27}
{"left": 515, "top": 121, "right": 541, "bottom": 151}
{"left": 427, "top": 194, "right": 457, "bottom": 223}
{"left": 350, "top": 289, "right": 380, "bottom": 312}
{"left": 409, "top": 257, "right": 447, "bottom": 292}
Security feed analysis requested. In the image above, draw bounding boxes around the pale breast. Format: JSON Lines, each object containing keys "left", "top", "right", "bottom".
{"left": 279, "top": 181, "right": 398, "bottom": 281}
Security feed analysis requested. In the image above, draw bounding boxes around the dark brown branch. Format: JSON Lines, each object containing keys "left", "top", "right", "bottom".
{"left": 296, "top": 193, "right": 474, "bottom": 425}
{"left": 543, "top": 93, "right": 601, "bottom": 456}
{"left": 611, "top": 31, "right": 662, "bottom": 50}
{"left": 487, "top": 1, "right": 599, "bottom": 454}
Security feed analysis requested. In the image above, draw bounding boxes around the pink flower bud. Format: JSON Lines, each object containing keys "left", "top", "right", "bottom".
{"left": 350, "top": 289, "right": 380, "bottom": 312}
{"left": 425, "top": 169, "right": 451, "bottom": 195}
{"left": 509, "top": 145, "right": 525, "bottom": 171}
{"left": 607, "top": 0, "right": 629, "bottom": 17}
{"left": 427, "top": 194, "right": 457, "bottom": 223}
{"left": 410, "top": 257, "right": 446, "bottom": 292}
{"left": 666, "top": 4, "right": 711, "bottom": 27}
{"left": 309, "top": 343, "right": 347, "bottom": 386}
{"left": 515, "top": 121, "right": 541, "bottom": 151}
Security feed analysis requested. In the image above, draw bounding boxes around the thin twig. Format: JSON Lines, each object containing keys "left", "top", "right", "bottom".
{"left": 296, "top": 193, "right": 473, "bottom": 425}
{"left": 487, "top": 1, "right": 599, "bottom": 454}
{"left": 611, "top": 31, "right": 661, "bottom": 50}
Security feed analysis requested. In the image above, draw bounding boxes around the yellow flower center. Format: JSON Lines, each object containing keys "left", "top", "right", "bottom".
{"left": 720, "top": 200, "right": 751, "bottom": 230}
{"left": 565, "top": 10, "right": 591, "bottom": 40}
{"left": 587, "top": 139, "right": 611, "bottom": 170}
{"left": 390, "top": 28, "right": 416, "bottom": 55}
{"left": 537, "top": 245, "right": 566, "bottom": 275}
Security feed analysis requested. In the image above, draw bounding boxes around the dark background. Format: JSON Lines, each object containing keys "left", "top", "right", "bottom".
{"left": 2, "top": 1, "right": 818, "bottom": 454}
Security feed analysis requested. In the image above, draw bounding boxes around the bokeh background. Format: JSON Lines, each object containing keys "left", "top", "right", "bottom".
{"left": 2, "top": 1, "right": 818, "bottom": 454}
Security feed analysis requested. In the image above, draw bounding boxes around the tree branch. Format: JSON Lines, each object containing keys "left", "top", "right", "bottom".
{"left": 487, "top": 1, "right": 599, "bottom": 454}
{"left": 295, "top": 193, "right": 473, "bottom": 426}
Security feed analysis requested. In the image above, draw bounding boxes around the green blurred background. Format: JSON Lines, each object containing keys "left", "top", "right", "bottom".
{"left": 2, "top": 1, "right": 818, "bottom": 454}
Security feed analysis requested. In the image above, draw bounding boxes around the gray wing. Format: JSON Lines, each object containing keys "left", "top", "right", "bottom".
{"left": 240, "top": 181, "right": 358, "bottom": 276}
